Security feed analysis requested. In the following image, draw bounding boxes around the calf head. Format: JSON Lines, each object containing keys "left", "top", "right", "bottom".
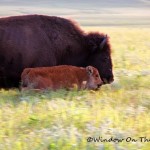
{"left": 86, "top": 66, "right": 103, "bottom": 90}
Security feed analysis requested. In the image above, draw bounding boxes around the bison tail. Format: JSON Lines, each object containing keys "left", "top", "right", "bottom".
{"left": 21, "top": 68, "right": 32, "bottom": 88}
{"left": 21, "top": 68, "right": 31, "bottom": 80}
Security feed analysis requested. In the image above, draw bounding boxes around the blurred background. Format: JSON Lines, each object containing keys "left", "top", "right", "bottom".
{"left": 0, "top": 0, "right": 150, "bottom": 27}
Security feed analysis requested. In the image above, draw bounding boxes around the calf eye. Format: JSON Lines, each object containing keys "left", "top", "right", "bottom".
{"left": 95, "top": 74, "right": 99, "bottom": 78}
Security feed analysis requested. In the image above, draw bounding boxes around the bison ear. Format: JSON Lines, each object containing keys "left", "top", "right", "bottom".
{"left": 99, "top": 35, "right": 107, "bottom": 50}
{"left": 86, "top": 66, "right": 93, "bottom": 76}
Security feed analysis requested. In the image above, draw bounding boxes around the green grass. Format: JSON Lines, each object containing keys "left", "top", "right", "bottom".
{"left": 0, "top": 27, "right": 150, "bottom": 150}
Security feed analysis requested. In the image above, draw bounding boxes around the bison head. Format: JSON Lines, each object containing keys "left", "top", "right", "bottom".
{"left": 86, "top": 33, "right": 114, "bottom": 84}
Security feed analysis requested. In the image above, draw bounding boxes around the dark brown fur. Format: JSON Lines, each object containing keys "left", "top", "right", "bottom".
{"left": 21, "top": 65, "right": 103, "bottom": 90}
{"left": 0, "top": 15, "right": 113, "bottom": 88}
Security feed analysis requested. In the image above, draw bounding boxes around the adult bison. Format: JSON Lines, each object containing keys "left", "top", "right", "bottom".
{"left": 0, "top": 15, "right": 113, "bottom": 88}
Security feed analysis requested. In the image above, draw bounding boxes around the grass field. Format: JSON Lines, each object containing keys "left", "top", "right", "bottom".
{"left": 0, "top": 27, "right": 150, "bottom": 150}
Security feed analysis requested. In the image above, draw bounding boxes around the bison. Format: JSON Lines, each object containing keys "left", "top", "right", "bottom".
{"left": 21, "top": 65, "right": 103, "bottom": 90}
{"left": 0, "top": 15, "right": 113, "bottom": 88}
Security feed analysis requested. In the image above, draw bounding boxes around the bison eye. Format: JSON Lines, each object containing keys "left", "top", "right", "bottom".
{"left": 103, "top": 57, "right": 109, "bottom": 62}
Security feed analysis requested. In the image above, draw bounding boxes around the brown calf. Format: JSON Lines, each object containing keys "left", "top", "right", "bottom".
{"left": 21, "top": 65, "right": 103, "bottom": 90}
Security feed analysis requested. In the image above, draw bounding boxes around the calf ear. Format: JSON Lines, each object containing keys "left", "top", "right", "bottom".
{"left": 99, "top": 35, "right": 107, "bottom": 50}
{"left": 86, "top": 66, "right": 93, "bottom": 76}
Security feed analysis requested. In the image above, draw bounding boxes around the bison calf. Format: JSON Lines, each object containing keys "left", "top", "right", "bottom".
{"left": 21, "top": 65, "right": 103, "bottom": 90}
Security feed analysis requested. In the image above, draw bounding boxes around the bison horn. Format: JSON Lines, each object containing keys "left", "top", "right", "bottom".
{"left": 99, "top": 35, "right": 107, "bottom": 50}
